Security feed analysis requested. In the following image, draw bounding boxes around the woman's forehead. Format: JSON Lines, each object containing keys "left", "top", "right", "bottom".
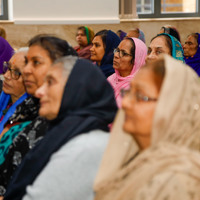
{"left": 151, "top": 36, "right": 166, "bottom": 46}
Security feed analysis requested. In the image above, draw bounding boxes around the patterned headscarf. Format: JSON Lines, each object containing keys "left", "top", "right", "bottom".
{"left": 157, "top": 33, "right": 184, "bottom": 62}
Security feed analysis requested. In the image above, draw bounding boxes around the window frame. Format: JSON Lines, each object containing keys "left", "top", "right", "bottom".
{"left": 138, "top": 0, "right": 200, "bottom": 18}
{"left": 0, "top": 0, "right": 8, "bottom": 20}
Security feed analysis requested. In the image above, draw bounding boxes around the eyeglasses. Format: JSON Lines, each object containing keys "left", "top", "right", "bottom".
{"left": 3, "top": 62, "right": 22, "bottom": 80}
{"left": 113, "top": 48, "right": 132, "bottom": 58}
{"left": 120, "top": 88, "right": 158, "bottom": 102}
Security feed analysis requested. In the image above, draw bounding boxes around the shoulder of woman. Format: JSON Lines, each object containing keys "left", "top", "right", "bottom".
{"left": 135, "top": 170, "right": 200, "bottom": 200}
{"left": 52, "top": 130, "right": 109, "bottom": 160}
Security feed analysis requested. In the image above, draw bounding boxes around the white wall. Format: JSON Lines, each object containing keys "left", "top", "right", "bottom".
{"left": 12, "top": 0, "right": 119, "bottom": 24}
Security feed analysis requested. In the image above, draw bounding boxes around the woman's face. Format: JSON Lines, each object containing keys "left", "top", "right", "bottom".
{"left": 113, "top": 39, "right": 133, "bottom": 77}
{"left": 23, "top": 45, "right": 52, "bottom": 96}
{"left": 122, "top": 68, "right": 160, "bottom": 149}
{"left": 146, "top": 36, "right": 171, "bottom": 63}
{"left": 3, "top": 52, "right": 26, "bottom": 102}
{"left": 90, "top": 36, "right": 105, "bottom": 65}
{"left": 35, "top": 64, "right": 67, "bottom": 120}
{"left": 183, "top": 35, "right": 198, "bottom": 57}
{"left": 76, "top": 29, "right": 88, "bottom": 47}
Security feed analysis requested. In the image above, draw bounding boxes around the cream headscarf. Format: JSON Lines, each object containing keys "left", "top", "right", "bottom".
{"left": 94, "top": 54, "right": 200, "bottom": 200}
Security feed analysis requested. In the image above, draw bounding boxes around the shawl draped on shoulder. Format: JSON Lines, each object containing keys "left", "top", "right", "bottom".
{"left": 0, "top": 92, "right": 29, "bottom": 134}
{"left": 94, "top": 55, "right": 200, "bottom": 200}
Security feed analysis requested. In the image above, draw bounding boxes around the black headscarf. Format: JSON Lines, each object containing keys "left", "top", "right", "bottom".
{"left": 99, "top": 30, "right": 121, "bottom": 78}
{"left": 5, "top": 58, "right": 118, "bottom": 200}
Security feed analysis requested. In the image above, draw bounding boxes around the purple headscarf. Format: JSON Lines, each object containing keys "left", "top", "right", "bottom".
{"left": 0, "top": 37, "right": 14, "bottom": 74}
{"left": 184, "top": 33, "right": 200, "bottom": 76}
{"left": 117, "top": 30, "right": 127, "bottom": 41}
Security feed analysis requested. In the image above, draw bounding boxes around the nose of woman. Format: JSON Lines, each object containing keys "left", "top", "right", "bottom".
{"left": 35, "top": 84, "right": 46, "bottom": 99}
{"left": 3, "top": 70, "right": 11, "bottom": 80}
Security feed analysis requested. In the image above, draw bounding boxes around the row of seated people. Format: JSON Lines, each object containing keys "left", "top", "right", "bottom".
{"left": 0, "top": 27, "right": 199, "bottom": 200}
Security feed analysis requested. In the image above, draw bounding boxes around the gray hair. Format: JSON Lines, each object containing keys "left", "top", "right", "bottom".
{"left": 53, "top": 55, "right": 78, "bottom": 78}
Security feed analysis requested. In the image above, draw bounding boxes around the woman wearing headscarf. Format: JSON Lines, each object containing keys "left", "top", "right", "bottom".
{"left": 0, "top": 37, "right": 14, "bottom": 75}
{"left": 90, "top": 29, "right": 121, "bottom": 78}
{"left": 146, "top": 33, "right": 184, "bottom": 63}
{"left": 126, "top": 28, "right": 146, "bottom": 43}
{"left": 183, "top": 33, "right": 200, "bottom": 76}
{"left": 74, "top": 26, "right": 94, "bottom": 60}
{"left": 116, "top": 30, "right": 127, "bottom": 41}
{"left": 0, "top": 50, "right": 28, "bottom": 126}
{"left": 159, "top": 24, "right": 181, "bottom": 42}
{"left": 0, "top": 26, "right": 7, "bottom": 40}
{"left": 107, "top": 37, "right": 147, "bottom": 107}
{"left": 94, "top": 55, "right": 200, "bottom": 200}
{"left": 0, "top": 36, "right": 14, "bottom": 92}
{"left": 0, "top": 49, "right": 32, "bottom": 166}
{"left": 4, "top": 56, "right": 117, "bottom": 200}
{"left": 0, "top": 35, "right": 77, "bottom": 197}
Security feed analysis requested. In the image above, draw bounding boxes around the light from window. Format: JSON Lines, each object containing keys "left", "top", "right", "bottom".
{"left": 161, "top": 0, "right": 197, "bottom": 13}
{"left": 120, "top": 0, "right": 199, "bottom": 19}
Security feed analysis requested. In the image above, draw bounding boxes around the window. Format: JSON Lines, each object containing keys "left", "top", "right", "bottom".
{"left": 137, "top": 0, "right": 153, "bottom": 14}
{"left": 119, "top": 0, "right": 200, "bottom": 19}
{"left": 0, "top": 0, "right": 8, "bottom": 20}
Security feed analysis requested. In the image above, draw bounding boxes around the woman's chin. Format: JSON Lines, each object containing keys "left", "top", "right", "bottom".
{"left": 39, "top": 108, "right": 48, "bottom": 119}
{"left": 123, "top": 123, "right": 134, "bottom": 135}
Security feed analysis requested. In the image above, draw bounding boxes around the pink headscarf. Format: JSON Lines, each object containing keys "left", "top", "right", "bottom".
{"left": 107, "top": 37, "right": 147, "bottom": 107}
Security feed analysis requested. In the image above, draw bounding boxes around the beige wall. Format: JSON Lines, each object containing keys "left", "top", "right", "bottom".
{"left": 1, "top": 18, "right": 200, "bottom": 49}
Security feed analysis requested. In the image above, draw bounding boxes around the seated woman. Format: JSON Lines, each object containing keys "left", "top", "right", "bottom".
{"left": 0, "top": 49, "right": 30, "bottom": 159}
{"left": 74, "top": 26, "right": 94, "bottom": 60}
{"left": 146, "top": 33, "right": 184, "bottom": 63}
{"left": 116, "top": 30, "right": 127, "bottom": 41}
{"left": 90, "top": 29, "right": 121, "bottom": 78}
{"left": 159, "top": 24, "right": 181, "bottom": 42}
{"left": 0, "top": 26, "right": 6, "bottom": 40}
{"left": 0, "top": 37, "right": 14, "bottom": 75}
{"left": 0, "top": 37, "right": 14, "bottom": 92}
{"left": 0, "top": 35, "right": 77, "bottom": 197}
{"left": 107, "top": 37, "right": 147, "bottom": 107}
{"left": 94, "top": 55, "right": 200, "bottom": 200}
{"left": 4, "top": 56, "right": 117, "bottom": 200}
{"left": 0, "top": 49, "right": 29, "bottom": 121}
{"left": 126, "top": 28, "right": 146, "bottom": 43}
{"left": 183, "top": 33, "right": 200, "bottom": 76}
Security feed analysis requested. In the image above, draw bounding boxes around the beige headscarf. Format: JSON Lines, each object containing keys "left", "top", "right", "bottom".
{"left": 94, "top": 54, "right": 200, "bottom": 200}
